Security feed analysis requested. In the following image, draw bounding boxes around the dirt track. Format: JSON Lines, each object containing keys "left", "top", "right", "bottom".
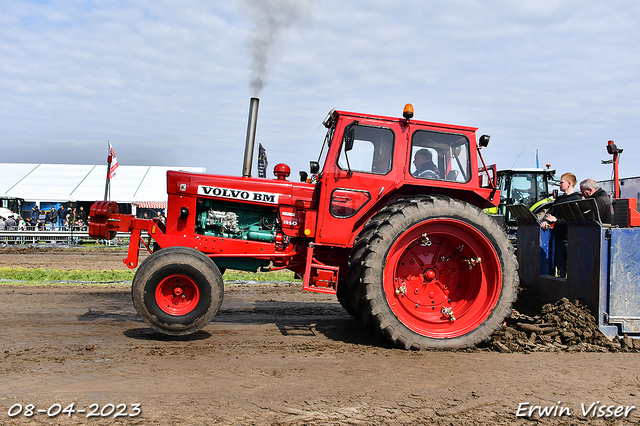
{"left": 1, "top": 247, "right": 640, "bottom": 425}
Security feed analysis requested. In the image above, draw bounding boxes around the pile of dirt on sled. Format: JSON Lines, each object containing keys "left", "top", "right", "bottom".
{"left": 484, "top": 293, "right": 640, "bottom": 353}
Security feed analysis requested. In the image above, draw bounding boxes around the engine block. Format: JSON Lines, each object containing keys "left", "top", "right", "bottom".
{"left": 195, "top": 198, "right": 278, "bottom": 242}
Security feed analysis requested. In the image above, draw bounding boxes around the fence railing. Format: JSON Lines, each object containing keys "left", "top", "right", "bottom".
{"left": 0, "top": 230, "right": 137, "bottom": 246}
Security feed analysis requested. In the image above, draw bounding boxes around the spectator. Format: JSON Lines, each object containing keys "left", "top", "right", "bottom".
{"left": 5, "top": 214, "right": 17, "bottom": 230}
{"left": 0, "top": 216, "right": 5, "bottom": 231}
{"left": 46, "top": 207, "right": 58, "bottom": 230}
{"left": 580, "top": 178, "right": 612, "bottom": 224}
{"left": 57, "top": 205, "right": 66, "bottom": 229}
{"left": 30, "top": 206, "right": 40, "bottom": 227}
{"left": 67, "top": 208, "right": 76, "bottom": 230}
{"left": 37, "top": 210, "right": 47, "bottom": 231}
{"left": 156, "top": 211, "right": 166, "bottom": 224}
{"left": 77, "top": 206, "right": 87, "bottom": 228}
{"left": 73, "top": 208, "right": 82, "bottom": 228}
{"left": 17, "top": 216, "right": 26, "bottom": 231}
{"left": 540, "top": 172, "right": 582, "bottom": 278}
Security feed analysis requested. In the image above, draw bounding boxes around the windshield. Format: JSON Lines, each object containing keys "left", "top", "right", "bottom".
{"left": 317, "top": 123, "right": 335, "bottom": 175}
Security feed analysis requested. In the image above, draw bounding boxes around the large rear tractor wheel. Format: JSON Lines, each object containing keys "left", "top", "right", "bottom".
{"left": 132, "top": 246, "right": 224, "bottom": 335}
{"left": 348, "top": 196, "right": 518, "bottom": 350}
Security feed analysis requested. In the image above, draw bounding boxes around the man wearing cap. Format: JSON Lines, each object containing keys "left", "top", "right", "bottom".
{"left": 5, "top": 214, "right": 17, "bottom": 231}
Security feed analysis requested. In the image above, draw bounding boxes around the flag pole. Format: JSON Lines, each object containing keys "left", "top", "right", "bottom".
{"left": 104, "top": 140, "right": 112, "bottom": 201}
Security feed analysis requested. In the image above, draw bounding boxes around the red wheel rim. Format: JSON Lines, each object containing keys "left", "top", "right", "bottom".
{"left": 384, "top": 219, "right": 502, "bottom": 339}
{"left": 155, "top": 274, "right": 200, "bottom": 316}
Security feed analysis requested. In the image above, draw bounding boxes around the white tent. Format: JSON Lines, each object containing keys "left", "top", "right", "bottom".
{"left": 0, "top": 163, "right": 206, "bottom": 205}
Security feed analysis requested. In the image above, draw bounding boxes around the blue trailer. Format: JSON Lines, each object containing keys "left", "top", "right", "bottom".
{"left": 513, "top": 199, "right": 640, "bottom": 338}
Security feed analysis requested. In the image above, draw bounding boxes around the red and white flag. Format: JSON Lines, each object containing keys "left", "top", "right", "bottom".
{"left": 108, "top": 141, "right": 119, "bottom": 179}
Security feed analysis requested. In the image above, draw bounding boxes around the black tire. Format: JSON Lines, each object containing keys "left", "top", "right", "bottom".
{"left": 336, "top": 277, "right": 355, "bottom": 317}
{"left": 345, "top": 208, "right": 395, "bottom": 329}
{"left": 348, "top": 196, "right": 518, "bottom": 350}
{"left": 132, "top": 246, "right": 224, "bottom": 335}
{"left": 340, "top": 211, "right": 395, "bottom": 318}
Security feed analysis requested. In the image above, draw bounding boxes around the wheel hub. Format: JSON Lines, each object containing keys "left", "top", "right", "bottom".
{"left": 423, "top": 268, "right": 436, "bottom": 281}
{"left": 155, "top": 274, "right": 200, "bottom": 316}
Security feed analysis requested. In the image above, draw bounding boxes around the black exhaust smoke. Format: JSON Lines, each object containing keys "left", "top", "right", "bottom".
{"left": 242, "top": 97, "right": 260, "bottom": 177}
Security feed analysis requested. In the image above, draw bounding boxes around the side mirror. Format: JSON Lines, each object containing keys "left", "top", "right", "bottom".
{"left": 309, "top": 161, "right": 319, "bottom": 174}
{"left": 479, "top": 135, "right": 490, "bottom": 148}
{"left": 343, "top": 121, "right": 358, "bottom": 152}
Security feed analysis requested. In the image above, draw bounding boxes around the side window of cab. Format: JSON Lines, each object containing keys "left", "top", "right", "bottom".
{"left": 411, "top": 130, "right": 470, "bottom": 183}
{"left": 337, "top": 125, "right": 394, "bottom": 174}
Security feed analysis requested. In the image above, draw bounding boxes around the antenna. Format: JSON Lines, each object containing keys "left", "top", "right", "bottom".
{"left": 511, "top": 147, "right": 525, "bottom": 168}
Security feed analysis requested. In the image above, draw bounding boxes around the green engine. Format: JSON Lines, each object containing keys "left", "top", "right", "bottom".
{"left": 195, "top": 198, "right": 279, "bottom": 242}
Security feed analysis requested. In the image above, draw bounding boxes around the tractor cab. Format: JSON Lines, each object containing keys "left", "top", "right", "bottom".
{"left": 487, "top": 167, "right": 557, "bottom": 244}
{"left": 315, "top": 109, "right": 475, "bottom": 184}
{"left": 307, "top": 105, "right": 498, "bottom": 248}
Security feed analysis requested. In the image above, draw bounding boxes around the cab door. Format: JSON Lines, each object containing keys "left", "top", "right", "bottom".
{"left": 316, "top": 120, "right": 400, "bottom": 246}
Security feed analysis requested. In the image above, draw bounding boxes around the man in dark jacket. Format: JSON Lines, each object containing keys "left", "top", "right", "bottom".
{"left": 46, "top": 206, "right": 58, "bottom": 230}
{"left": 77, "top": 206, "right": 87, "bottom": 228}
{"left": 580, "top": 178, "right": 612, "bottom": 224}
{"left": 412, "top": 149, "right": 440, "bottom": 178}
{"left": 30, "top": 207, "right": 40, "bottom": 227}
{"left": 57, "top": 205, "right": 66, "bottom": 229}
{"left": 540, "top": 172, "right": 582, "bottom": 278}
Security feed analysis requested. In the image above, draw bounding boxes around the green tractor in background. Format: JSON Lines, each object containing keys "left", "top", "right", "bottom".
{"left": 485, "top": 167, "right": 558, "bottom": 245}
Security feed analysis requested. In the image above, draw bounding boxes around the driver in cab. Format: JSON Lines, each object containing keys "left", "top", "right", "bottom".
{"left": 413, "top": 149, "right": 440, "bottom": 178}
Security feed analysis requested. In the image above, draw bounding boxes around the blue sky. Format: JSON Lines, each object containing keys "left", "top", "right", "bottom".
{"left": 2, "top": 0, "right": 639, "bottom": 184}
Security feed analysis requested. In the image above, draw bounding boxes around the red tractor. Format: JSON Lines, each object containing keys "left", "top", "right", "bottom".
{"left": 89, "top": 99, "right": 518, "bottom": 350}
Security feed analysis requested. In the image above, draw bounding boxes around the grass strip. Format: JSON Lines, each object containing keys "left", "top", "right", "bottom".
{"left": 0, "top": 267, "right": 300, "bottom": 284}
{"left": 0, "top": 267, "right": 134, "bottom": 283}
{"left": 223, "top": 270, "right": 299, "bottom": 282}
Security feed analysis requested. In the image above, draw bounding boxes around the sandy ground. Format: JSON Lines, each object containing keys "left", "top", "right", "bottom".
{"left": 1, "top": 246, "right": 640, "bottom": 425}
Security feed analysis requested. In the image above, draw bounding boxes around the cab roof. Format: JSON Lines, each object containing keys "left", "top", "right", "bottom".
{"left": 331, "top": 109, "right": 479, "bottom": 133}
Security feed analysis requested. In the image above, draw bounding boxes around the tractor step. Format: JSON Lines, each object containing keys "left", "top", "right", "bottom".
{"left": 303, "top": 245, "right": 339, "bottom": 294}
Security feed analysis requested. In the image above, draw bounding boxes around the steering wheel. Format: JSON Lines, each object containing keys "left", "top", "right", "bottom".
{"left": 512, "top": 189, "right": 527, "bottom": 204}
{"left": 419, "top": 170, "right": 440, "bottom": 179}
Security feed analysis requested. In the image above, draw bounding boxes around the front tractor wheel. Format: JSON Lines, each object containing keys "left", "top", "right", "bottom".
{"left": 349, "top": 196, "right": 517, "bottom": 350}
{"left": 132, "top": 246, "right": 224, "bottom": 335}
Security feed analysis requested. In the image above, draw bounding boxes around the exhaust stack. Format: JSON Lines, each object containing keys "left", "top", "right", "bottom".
{"left": 242, "top": 98, "right": 260, "bottom": 177}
